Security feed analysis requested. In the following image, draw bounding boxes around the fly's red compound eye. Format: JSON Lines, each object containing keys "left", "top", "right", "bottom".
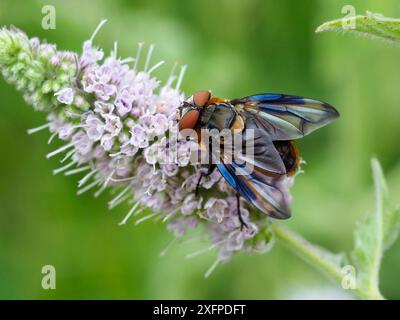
{"left": 178, "top": 109, "right": 200, "bottom": 131}
{"left": 177, "top": 91, "right": 210, "bottom": 131}
{"left": 192, "top": 90, "right": 211, "bottom": 107}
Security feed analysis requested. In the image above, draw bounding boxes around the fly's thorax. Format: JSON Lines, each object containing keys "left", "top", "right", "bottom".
{"left": 200, "top": 103, "right": 236, "bottom": 131}
{"left": 199, "top": 104, "right": 215, "bottom": 126}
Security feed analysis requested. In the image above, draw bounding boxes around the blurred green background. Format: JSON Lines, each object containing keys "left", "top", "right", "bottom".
{"left": 1, "top": 0, "right": 400, "bottom": 299}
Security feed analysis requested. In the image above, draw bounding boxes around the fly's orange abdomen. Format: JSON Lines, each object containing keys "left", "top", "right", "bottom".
{"left": 273, "top": 140, "right": 300, "bottom": 176}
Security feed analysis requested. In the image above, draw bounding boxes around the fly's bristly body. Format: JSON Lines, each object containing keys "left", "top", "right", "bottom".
{"left": 177, "top": 90, "right": 339, "bottom": 226}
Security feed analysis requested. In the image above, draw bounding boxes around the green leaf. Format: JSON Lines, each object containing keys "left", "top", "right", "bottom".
{"left": 350, "top": 159, "right": 400, "bottom": 299}
{"left": 372, "top": 159, "right": 400, "bottom": 251}
{"left": 316, "top": 11, "right": 400, "bottom": 45}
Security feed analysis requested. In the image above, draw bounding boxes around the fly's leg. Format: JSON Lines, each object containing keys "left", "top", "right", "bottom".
{"left": 236, "top": 193, "right": 248, "bottom": 231}
{"left": 195, "top": 163, "right": 216, "bottom": 196}
{"left": 195, "top": 144, "right": 215, "bottom": 196}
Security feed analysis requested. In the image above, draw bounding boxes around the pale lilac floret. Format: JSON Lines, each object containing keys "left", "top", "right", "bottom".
{"left": 153, "top": 114, "right": 169, "bottom": 135}
{"left": 80, "top": 40, "right": 104, "bottom": 67}
{"left": 130, "top": 124, "right": 149, "bottom": 148}
{"left": 94, "top": 101, "right": 114, "bottom": 115}
{"left": 115, "top": 88, "right": 134, "bottom": 116}
{"left": 57, "top": 124, "right": 74, "bottom": 140}
{"left": 100, "top": 133, "right": 114, "bottom": 151}
{"left": 72, "top": 131, "right": 92, "bottom": 155}
{"left": 144, "top": 143, "right": 160, "bottom": 165}
{"left": 181, "top": 194, "right": 202, "bottom": 215}
{"left": 200, "top": 169, "right": 221, "bottom": 189}
{"left": 103, "top": 114, "right": 122, "bottom": 137}
{"left": 162, "top": 163, "right": 179, "bottom": 177}
{"left": 93, "top": 82, "right": 116, "bottom": 101}
{"left": 142, "top": 193, "right": 165, "bottom": 211}
{"left": 139, "top": 114, "right": 154, "bottom": 133}
{"left": 119, "top": 142, "right": 138, "bottom": 157}
{"left": 176, "top": 141, "right": 198, "bottom": 167}
{"left": 155, "top": 86, "right": 183, "bottom": 115}
{"left": 84, "top": 112, "right": 104, "bottom": 141}
{"left": 204, "top": 198, "right": 229, "bottom": 223}
{"left": 55, "top": 88, "right": 74, "bottom": 105}
{"left": 112, "top": 156, "right": 133, "bottom": 177}
{"left": 129, "top": 71, "right": 159, "bottom": 114}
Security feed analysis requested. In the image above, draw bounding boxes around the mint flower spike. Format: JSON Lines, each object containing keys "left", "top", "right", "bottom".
{"left": 316, "top": 11, "right": 400, "bottom": 45}
{"left": 0, "top": 23, "right": 277, "bottom": 276}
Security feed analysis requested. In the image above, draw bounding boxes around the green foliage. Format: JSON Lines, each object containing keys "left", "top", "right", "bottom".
{"left": 316, "top": 11, "right": 400, "bottom": 45}
{"left": 274, "top": 159, "right": 400, "bottom": 300}
{"left": 272, "top": 222, "right": 347, "bottom": 283}
{"left": 350, "top": 159, "right": 400, "bottom": 299}
{"left": 315, "top": 10, "right": 400, "bottom": 298}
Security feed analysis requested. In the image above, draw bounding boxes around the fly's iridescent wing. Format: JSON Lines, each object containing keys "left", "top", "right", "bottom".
{"left": 216, "top": 161, "right": 292, "bottom": 219}
{"left": 212, "top": 118, "right": 292, "bottom": 219}
{"left": 231, "top": 94, "right": 339, "bottom": 140}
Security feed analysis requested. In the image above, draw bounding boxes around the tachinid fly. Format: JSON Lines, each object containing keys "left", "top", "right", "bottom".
{"left": 177, "top": 90, "right": 339, "bottom": 227}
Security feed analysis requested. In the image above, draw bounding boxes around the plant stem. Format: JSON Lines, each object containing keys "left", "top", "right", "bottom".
{"left": 272, "top": 223, "right": 343, "bottom": 281}
{"left": 271, "top": 223, "right": 384, "bottom": 300}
